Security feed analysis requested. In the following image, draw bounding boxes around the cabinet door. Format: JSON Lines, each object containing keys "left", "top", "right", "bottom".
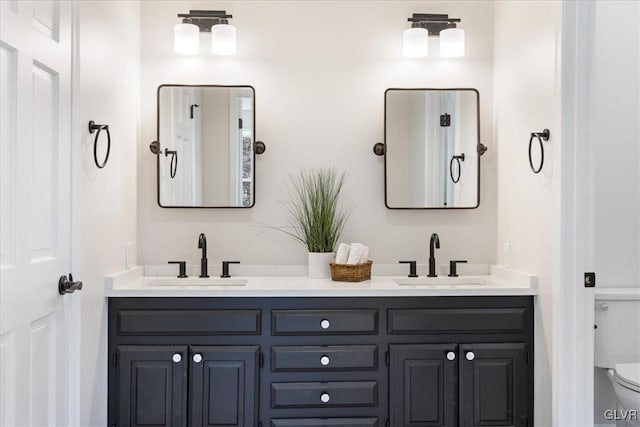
{"left": 116, "top": 345, "right": 188, "bottom": 427}
{"left": 189, "top": 345, "right": 260, "bottom": 427}
{"left": 459, "top": 343, "right": 528, "bottom": 427}
{"left": 390, "top": 344, "right": 458, "bottom": 427}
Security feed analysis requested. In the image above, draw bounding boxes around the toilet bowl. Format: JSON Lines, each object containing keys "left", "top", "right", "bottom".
{"left": 607, "top": 364, "right": 640, "bottom": 426}
{"left": 595, "top": 291, "right": 640, "bottom": 427}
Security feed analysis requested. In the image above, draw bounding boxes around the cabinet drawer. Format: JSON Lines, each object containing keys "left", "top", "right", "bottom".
{"left": 117, "top": 309, "right": 261, "bottom": 335}
{"left": 271, "top": 345, "right": 377, "bottom": 372}
{"left": 271, "top": 418, "right": 378, "bottom": 427}
{"left": 388, "top": 308, "right": 526, "bottom": 334}
{"left": 271, "top": 381, "right": 378, "bottom": 408}
{"left": 272, "top": 310, "right": 378, "bottom": 335}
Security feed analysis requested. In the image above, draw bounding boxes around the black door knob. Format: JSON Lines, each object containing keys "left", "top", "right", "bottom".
{"left": 58, "top": 274, "right": 83, "bottom": 295}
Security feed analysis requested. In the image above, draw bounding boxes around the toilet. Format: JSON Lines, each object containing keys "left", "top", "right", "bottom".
{"left": 595, "top": 292, "right": 640, "bottom": 426}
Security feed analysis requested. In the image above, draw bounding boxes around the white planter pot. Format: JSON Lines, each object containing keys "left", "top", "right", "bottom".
{"left": 308, "top": 252, "right": 334, "bottom": 279}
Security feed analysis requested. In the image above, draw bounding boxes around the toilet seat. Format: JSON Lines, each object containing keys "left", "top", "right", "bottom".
{"left": 614, "top": 363, "right": 640, "bottom": 393}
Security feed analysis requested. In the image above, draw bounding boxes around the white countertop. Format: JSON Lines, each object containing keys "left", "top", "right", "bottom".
{"left": 105, "top": 265, "right": 537, "bottom": 298}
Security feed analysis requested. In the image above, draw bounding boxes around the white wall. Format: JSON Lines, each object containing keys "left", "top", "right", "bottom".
{"left": 77, "top": 2, "right": 139, "bottom": 425}
{"left": 137, "top": 1, "right": 497, "bottom": 269}
{"left": 493, "top": 2, "right": 559, "bottom": 426}
{"left": 589, "top": 1, "right": 640, "bottom": 289}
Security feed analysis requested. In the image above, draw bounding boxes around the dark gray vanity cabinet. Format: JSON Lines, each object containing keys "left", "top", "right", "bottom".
{"left": 113, "top": 345, "right": 259, "bottom": 427}
{"left": 190, "top": 346, "right": 260, "bottom": 427}
{"left": 390, "top": 343, "right": 529, "bottom": 427}
{"left": 459, "top": 343, "right": 528, "bottom": 427}
{"left": 389, "top": 344, "right": 458, "bottom": 426}
{"left": 109, "top": 296, "right": 533, "bottom": 427}
{"left": 115, "top": 346, "right": 188, "bottom": 427}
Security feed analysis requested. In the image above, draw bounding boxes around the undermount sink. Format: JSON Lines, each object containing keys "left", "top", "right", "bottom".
{"left": 146, "top": 277, "right": 248, "bottom": 287}
{"left": 393, "top": 277, "right": 487, "bottom": 286}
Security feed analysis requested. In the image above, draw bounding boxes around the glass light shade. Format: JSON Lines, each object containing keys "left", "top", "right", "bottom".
{"left": 174, "top": 23, "right": 199, "bottom": 55}
{"left": 211, "top": 23, "right": 237, "bottom": 55}
{"left": 440, "top": 28, "right": 465, "bottom": 58}
{"left": 403, "top": 27, "right": 429, "bottom": 58}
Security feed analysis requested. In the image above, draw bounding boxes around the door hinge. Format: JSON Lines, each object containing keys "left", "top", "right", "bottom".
{"left": 239, "top": 118, "right": 243, "bottom": 129}
{"left": 584, "top": 272, "right": 596, "bottom": 287}
{"left": 385, "top": 350, "right": 390, "bottom": 366}
{"left": 259, "top": 352, "right": 264, "bottom": 369}
{"left": 112, "top": 352, "right": 118, "bottom": 367}
{"left": 440, "top": 113, "right": 451, "bottom": 127}
{"left": 386, "top": 419, "right": 390, "bottom": 427}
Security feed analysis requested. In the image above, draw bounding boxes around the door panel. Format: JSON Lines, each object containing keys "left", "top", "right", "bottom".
{"left": 190, "top": 345, "right": 260, "bottom": 427}
{"left": 0, "top": 1, "right": 73, "bottom": 426}
{"left": 117, "top": 346, "right": 188, "bottom": 427}
{"left": 459, "top": 343, "right": 527, "bottom": 427}
{"left": 389, "top": 344, "right": 458, "bottom": 427}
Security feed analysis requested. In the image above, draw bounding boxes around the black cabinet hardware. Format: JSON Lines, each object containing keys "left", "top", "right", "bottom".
{"left": 168, "top": 261, "right": 187, "bottom": 278}
{"left": 221, "top": 261, "right": 240, "bottom": 278}
{"left": 448, "top": 260, "right": 468, "bottom": 277}
{"left": 399, "top": 260, "right": 418, "bottom": 277}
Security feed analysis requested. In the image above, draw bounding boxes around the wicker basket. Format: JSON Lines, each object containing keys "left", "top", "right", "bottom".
{"left": 330, "top": 261, "right": 373, "bottom": 282}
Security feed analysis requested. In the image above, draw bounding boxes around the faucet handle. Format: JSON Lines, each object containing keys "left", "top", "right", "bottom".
{"left": 448, "top": 260, "right": 468, "bottom": 277}
{"left": 168, "top": 261, "right": 188, "bottom": 278}
{"left": 399, "top": 261, "right": 418, "bottom": 278}
{"left": 221, "top": 261, "right": 240, "bottom": 278}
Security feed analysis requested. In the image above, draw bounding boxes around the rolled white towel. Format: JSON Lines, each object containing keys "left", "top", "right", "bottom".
{"left": 335, "top": 243, "right": 350, "bottom": 264}
{"left": 347, "top": 243, "right": 364, "bottom": 265}
{"left": 360, "top": 246, "right": 369, "bottom": 263}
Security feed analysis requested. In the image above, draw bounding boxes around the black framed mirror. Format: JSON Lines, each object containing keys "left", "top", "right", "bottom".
{"left": 156, "top": 84, "right": 256, "bottom": 208}
{"left": 384, "top": 88, "right": 484, "bottom": 209}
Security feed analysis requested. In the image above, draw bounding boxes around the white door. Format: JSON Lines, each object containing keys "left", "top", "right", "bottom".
{"left": 0, "top": 1, "right": 76, "bottom": 426}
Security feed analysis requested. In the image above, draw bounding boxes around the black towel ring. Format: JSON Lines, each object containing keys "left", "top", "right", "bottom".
{"left": 164, "top": 148, "right": 178, "bottom": 179}
{"left": 529, "top": 129, "right": 550, "bottom": 174}
{"left": 450, "top": 153, "right": 465, "bottom": 184}
{"left": 89, "top": 120, "right": 110, "bottom": 169}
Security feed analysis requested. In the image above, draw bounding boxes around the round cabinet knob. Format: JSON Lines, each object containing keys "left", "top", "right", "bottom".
{"left": 320, "top": 393, "right": 330, "bottom": 403}
{"left": 320, "top": 355, "right": 330, "bottom": 366}
{"left": 466, "top": 351, "right": 475, "bottom": 361}
{"left": 193, "top": 353, "right": 203, "bottom": 363}
{"left": 446, "top": 351, "right": 456, "bottom": 361}
{"left": 320, "top": 319, "right": 330, "bottom": 330}
{"left": 172, "top": 353, "right": 182, "bottom": 363}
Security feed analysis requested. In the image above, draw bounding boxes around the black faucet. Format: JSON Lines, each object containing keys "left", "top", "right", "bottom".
{"left": 428, "top": 233, "right": 440, "bottom": 277}
{"left": 198, "top": 233, "right": 209, "bottom": 278}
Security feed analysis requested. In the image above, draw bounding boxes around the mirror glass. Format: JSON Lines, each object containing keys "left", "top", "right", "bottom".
{"left": 384, "top": 88, "right": 480, "bottom": 209}
{"left": 157, "top": 85, "right": 255, "bottom": 208}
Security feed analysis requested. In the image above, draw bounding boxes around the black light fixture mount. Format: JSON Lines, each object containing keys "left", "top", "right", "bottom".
{"left": 408, "top": 13, "right": 461, "bottom": 34}
{"left": 177, "top": 10, "right": 232, "bottom": 32}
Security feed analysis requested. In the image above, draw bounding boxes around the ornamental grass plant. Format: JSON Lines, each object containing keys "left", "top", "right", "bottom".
{"left": 278, "top": 168, "right": 350, "bottom": 253}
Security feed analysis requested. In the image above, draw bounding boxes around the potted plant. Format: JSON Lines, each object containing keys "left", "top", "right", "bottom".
{"left": 279, "top": 168, "right": 350, "bottom": 279}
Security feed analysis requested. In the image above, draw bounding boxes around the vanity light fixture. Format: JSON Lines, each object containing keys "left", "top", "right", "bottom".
{"left": 174, "top": 10, "right": 236, "bottom": 56}
{"left": 403, "top": 14, "right": 465, "bottom": 58}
